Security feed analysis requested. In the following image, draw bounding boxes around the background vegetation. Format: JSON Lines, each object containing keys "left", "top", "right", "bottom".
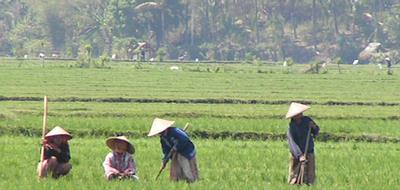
{"left": 1, "top": 0, "right": 400, "bottom": 63}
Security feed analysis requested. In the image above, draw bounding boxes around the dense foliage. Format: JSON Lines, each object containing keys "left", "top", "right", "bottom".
{"left": 1, "top": 0, "right": 400, "bottom": 63}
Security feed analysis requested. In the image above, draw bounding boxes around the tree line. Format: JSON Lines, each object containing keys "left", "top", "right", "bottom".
{"left": 0, "top": 0, "right": 399, "bottom": 63}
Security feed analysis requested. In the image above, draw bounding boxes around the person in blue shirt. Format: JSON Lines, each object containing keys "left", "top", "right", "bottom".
{"left": 286, "top": 103, "right": 319, "bottom": 185}
{"left": 148, "top": 118, "right": 199, "bottom": 182}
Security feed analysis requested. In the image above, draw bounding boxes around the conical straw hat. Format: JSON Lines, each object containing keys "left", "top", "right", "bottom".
{"left": 285, "top": 102, "right": 310, "bottom": 119}
{"left": 147, "top": 118, "right": 175, "bottom": 136}
{"left": 45, "top": 126, "right": 72, "bottom": 140}
{"left": 106, "top": 136, "right": 135, "bottom": 154}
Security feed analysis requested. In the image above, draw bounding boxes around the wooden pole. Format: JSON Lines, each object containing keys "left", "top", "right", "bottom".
{"left": 40, "top": 96, "right": 49, "bottom": 161}
{"left": 38, "top": 96, "right": 48, "bottom": 178}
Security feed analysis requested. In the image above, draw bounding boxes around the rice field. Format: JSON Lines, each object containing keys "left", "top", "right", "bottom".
{"left": 1, "top": 136, "right": 399, "bottom": 190}
{"left": 0, "top": 101, "right": 399, "bottom": 138}
{"left": 0, "top": 58, "right": 399, "bottom": 103}
{"left": 0, "top": 59, "right": 399, "bottom": 189}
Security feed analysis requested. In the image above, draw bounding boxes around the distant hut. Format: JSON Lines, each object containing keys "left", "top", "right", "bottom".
{"left": 134, "top": 2, "right": 160, "bottom": 11}
{"left": 358, "top": 42, "right": 382, "bottom": 63}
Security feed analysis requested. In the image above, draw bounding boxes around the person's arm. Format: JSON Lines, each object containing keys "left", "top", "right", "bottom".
{"left": 124, "top": 154, "right": 136, "bottom": 175}
{"left": 103, "top": 153, "right": 120, "bottom": 175}
{"left": 43, "top": 143, "right": 59, "bottom": 160}
{"left": 161, "top": 137, "right": 172, "bottom": 161}
{"left": 287, "top": 128, "right": 302, "bottom": 159}
{"left": 308, "top": 118, "right": 320, "bottom": 136}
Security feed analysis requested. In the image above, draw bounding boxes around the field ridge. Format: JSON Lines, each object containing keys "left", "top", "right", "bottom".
{"left": 5, "top": 111, "right": 399, "bottom": 121}
{"left": 1, "top": 96, "right": 399, "bottom": 106}
{"left": 1, "top": 126, "right": 399, "bottom": 143}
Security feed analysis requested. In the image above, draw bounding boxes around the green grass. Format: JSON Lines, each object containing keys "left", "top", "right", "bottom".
{"left": 0, "top": 59, "right": 399, "bottom": 103}
{"left": 1, "top": 59, "right": 399, "bottom": 188}
{"left": 1, "top": 101, "right": 399, "bottom": 138}
{"left": 0, "top": 136, "right": 399, "bottom": 189}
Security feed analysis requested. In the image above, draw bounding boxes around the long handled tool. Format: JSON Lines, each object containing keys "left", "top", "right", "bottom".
{"left": 295, "top": 126, "right": 312, "bottom": 185}
{"left": 38, "top": 96, "right": 49, "bottom": 177}
{"left": 155, "top": 123, "right": 190, "bottom": 180}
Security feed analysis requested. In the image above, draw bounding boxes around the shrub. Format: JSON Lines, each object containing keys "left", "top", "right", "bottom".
{"left": 245, "top": 52, "right": 254, "bottom": 64}
{"left": 97, "top": 53, "right": 110, "bottom": 68}
{"left": 76, "top": 44, "right": 94, "bottom": 68}
{"left": 157, "top": 47, "right": 167, "bottom": 62}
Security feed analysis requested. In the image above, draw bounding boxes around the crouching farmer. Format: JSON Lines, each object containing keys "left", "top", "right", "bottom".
{"left": 103, "top": 136, "right": 139, "bottom": 181}
{"left": 286, "top": 102, "right": 319, "bottom": 185}
{"left": 37, "top": 126, "right": 72, "bottom": 178}
{"left": 148, "top": 118, "right": 199, "bottom": 183}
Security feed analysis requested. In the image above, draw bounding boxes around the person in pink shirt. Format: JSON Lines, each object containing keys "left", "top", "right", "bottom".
{"left": 103, "top": 136, "right": 139, "bottom": 181}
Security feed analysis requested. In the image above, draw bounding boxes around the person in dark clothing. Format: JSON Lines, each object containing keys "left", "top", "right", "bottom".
{"left": 140, "top": 49, "right": 145, "bottom": 61}
{"left": 286, "top": 103, "right": 319, "bottom": 185}
{"left": 148, "top": 118, "right": 199, "bottom": 182}
{"left": 385, "top": 57, "right": 393, "bottom": 75}
{"left": 37, "top": 126, "right": 72, "bottom": 179}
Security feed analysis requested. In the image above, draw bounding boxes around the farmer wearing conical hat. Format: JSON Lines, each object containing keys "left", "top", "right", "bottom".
{"left": 103, "top": 136, "right": 139, "bottom": 181}
{"left": 37, "top": 126, "right": 72, "bottom": 178}
{"left": 148, "top": 118, "right": 199, "bottom": 183}
{"left": 286, "top": 103, "right": 319, "bottom": 185}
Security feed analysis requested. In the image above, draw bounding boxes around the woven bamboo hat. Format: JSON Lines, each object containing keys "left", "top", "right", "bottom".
{"left": 285, "top": 102, "right": 310, "bottom": 119}
{"left": 106, "top": 136, "right": 135, "bottom": 154}
{"left": 147, "top": 118, "right": 175, "bottom": 137}
{"left": 45, "top": 126, "right": 72, "bottom": 140}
